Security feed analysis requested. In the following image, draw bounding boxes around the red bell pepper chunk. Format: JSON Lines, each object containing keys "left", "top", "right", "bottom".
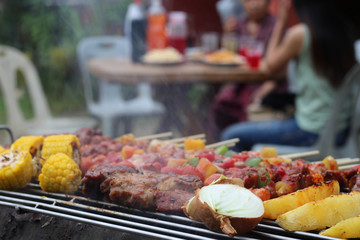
{"left": 196, "top": 158, "right": 218, "bottom": 179}
{"left": 196, "top": 153, "right": 215, "bottom": 162}
{"left": 222, "top": 158, "right": 235, "bottom": 169}
{"left": 232, "top": 154, "right": 250, "bottom": 162}
{"left": 178, "top": 165, "right": 204, "bottom": 181}
{"left": 204, "top": 173, "right": 222, "bottom": 186}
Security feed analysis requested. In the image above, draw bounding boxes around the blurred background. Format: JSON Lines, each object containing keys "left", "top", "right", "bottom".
{"left": 0, "top": 0, "right": 132, "bottom": 119}
{"left": 0, "top": 0, "right": 227, "bottom": 141}
{"left": 0, "top": 0, "right": 359, "bottom": 154}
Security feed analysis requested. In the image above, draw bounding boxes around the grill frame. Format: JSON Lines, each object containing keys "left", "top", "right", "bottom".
{"left": 0, "top": 183, "right": 341, "bottom": 240}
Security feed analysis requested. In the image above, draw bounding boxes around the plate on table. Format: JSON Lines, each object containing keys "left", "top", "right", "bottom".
{"left": 185, "top": 49, "right": 205, "bottom": 62}
{"left": 203, "top": 49, "right": 246, "bottom": 67}
{"left": 203, "top": 55, "right": 245, "bottom": 67}
{"left": 141, "top": 47, "right": 184, "bottom": 66}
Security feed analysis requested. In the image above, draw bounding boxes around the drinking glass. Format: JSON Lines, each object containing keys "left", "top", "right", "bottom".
{"left": 221, "top": 33, "right": 238, "bottom": 53}
{"left": 201, "top": 32, "right": 219, "bottom": 53}
{"left": 238, "top": 36, "right": 253, "bottom": 59}
{"left": 246, "top": 40, "right": 264, "bottom": 70}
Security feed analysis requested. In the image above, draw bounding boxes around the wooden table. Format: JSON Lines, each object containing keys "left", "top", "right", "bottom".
{"left": 87, "top": 58, "right": 269, "bottom": 138}
{"left": 87, "top": 58, "right": 268, "bottom": 84}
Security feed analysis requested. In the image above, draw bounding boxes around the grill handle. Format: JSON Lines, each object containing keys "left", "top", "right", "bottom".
{"left": 0, "top": 125, "right": 14, "bottom": 144}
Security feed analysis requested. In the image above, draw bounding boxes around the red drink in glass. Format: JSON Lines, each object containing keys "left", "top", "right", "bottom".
{"left": 246, "top": 40, "right": 264, "bottom": 70}
{"left": 168, "top": 36, "right": 187, "bottom": 54}
{"left": 247, "top": 52, "right": 261, "bottom": 70}
{"left": 238, "top": 47, "right": 248, "bottom": 58}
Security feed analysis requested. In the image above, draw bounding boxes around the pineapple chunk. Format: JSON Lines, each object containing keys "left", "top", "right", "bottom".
{"left": 320, "top": 215, "right": 360, "bottom": 239}
{"left": 276, "top": 191, "right": 360, "bottom": 231}
{"left": 264, "top": 180, "right": 340, "bottom": 219}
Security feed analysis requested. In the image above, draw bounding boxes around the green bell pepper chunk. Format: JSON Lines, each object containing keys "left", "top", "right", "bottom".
{"left": 257, "top": 168, "right": 271, "bottom": 188}
{"left": 183, "top": 157, "right": 199, "bottom": 167}
{"left": 214, "top": 145, "right": 229, "bottom": 155}
{"left": 245, "top": 156, "right": 262, "bottom": 167}
{"left": 224, "top": 150, "right": 237, "bottom": 158}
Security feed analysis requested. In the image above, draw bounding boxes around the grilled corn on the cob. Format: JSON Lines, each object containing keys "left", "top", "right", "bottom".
{"left": 42, "top": 134, "right": 81, "bottom": 165}
{"left": 11, "top": 136, "right": 44, "bottom": 178}
{"left": 39, "top": 153, "right": 81, "bottom": 193}
{"left": 0, "top": 150, "right": 33, "bottom": 190}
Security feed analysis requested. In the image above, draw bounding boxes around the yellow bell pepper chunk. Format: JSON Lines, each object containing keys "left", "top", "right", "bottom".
{"left": 196, "top": 158, "right": 218, "bottom": 179}
{"left": 184, "top": 139, "right": 205, "bottom": 151}
{"left": 259, "top": 146, "right": 278, "bottom": 158}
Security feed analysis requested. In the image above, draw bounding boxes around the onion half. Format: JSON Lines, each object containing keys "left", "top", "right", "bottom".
{"left": 184, "top": 184, "right": 264, "bottom": 237}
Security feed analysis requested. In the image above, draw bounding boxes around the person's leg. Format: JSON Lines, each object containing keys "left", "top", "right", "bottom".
{"left": 221, "top": 118, "right": 319, "bottom": 151}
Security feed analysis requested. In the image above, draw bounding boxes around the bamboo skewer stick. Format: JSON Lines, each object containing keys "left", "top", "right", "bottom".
{"left": 336, "top": 158, "right": 360, "bottom": 166}
{"left": 205, "top": 138, "right": 240, "bottom": 149}
{"left": 339, "top": 163, "right": 359, "bottom": 171}
{"left": 278, "top": 150, "right": 320, "bottom": 160}
{"left": 136, "top": 132, "right": 173, "bottom": 140}
{"left": 167, "top": 134, "right": 206, "bottom": 143}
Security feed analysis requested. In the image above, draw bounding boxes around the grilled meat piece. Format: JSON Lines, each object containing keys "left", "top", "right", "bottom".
{"left": 155, "top": 190, "right": 194, "bottom": 212}
{"left": 349, "top": 173, "right": 360, "bottom": 192}
{"left": 324, "top": 168, "right": 357, "bottom": 191}
{"left": 106, "top": 171, "right": 203, "bottom": 210}
{"left": 106, "top": 172, "right": 165, "bottom": 209}
{"left": 83, "top": 165, "right": 203, "bottom": 210}
{"left": 82, "top": 165, "right": 137, "bottom": 199}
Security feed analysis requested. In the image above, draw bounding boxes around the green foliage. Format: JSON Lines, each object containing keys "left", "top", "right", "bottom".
{"left": 0, "top": 0, "right": 131, "bottom": 115}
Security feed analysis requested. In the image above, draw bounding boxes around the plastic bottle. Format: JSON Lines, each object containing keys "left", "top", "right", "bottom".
{"left": 124, "top": 0, "right": 147, "bottom": 62}
{"left": 167, "top": 11, "right": 187, "bottom": 54}
{"left": 146, "top": 0, "right": 167, "bottom": 50}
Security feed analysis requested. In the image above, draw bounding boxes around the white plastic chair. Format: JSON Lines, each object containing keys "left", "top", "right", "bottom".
{"left": 76, "top": 36, "right": 165, "bottom": 137}
{"left": 252, "top": 63, "right": 360, "bottom": 159}
{"left": 0, "top": 45, "right": 98, "bottom": 138}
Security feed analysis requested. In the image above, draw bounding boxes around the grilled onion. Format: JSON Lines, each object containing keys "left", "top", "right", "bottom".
{"left": 183, "top": 184, "right": 264, "bottom": 237}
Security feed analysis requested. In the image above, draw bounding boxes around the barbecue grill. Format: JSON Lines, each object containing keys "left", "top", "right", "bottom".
{"left": 0, "top": 182, "right": 341, "bottom": 240}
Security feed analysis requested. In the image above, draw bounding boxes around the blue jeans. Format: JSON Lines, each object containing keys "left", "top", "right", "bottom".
{"left": 220, "top": 118, "right": 320, "bottom": 152}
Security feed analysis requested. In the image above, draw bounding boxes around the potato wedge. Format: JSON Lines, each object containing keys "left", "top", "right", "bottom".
{"left": 263, "top": 181, "right": 340, "bottom": 219}
{"left": 276, "top": 191, "right": 360, "bottom": 231}
{"left": 320, "top": 215, "right": 360, "bottom": 239}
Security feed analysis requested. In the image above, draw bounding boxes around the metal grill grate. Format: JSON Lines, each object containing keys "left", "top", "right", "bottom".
{"left": 0, "top": 183, "right": 340, "bottom": 240}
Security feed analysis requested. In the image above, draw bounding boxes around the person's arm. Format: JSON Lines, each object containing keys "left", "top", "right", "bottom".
{"left": 224, "top": 16, "right": 238, "bottom": 33}
{"left": 262, "top": 0, "right": 304, "bottom": 75}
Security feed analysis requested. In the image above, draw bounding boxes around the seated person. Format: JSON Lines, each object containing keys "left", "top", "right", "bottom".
{"left": 210, "top": 0, "right": 292, "bottom": 140}
{"left": 221, "top": 0, "right": 358, "bottom": 152}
